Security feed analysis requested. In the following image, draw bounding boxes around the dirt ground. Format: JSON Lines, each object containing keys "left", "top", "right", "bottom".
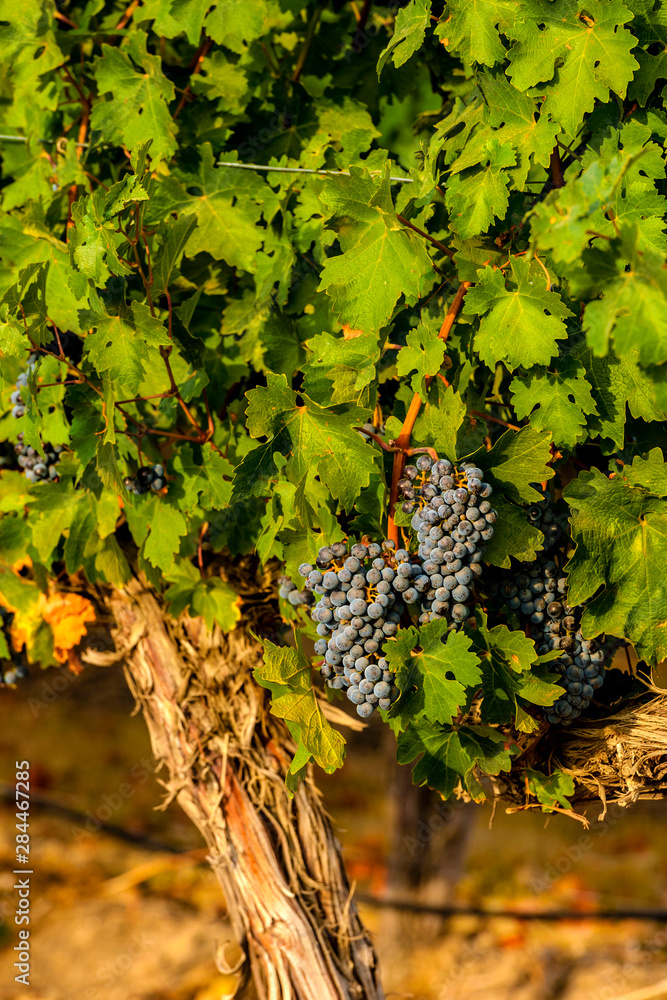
{"left": 2, "top": 662, "right": 667, "bottom": 1000}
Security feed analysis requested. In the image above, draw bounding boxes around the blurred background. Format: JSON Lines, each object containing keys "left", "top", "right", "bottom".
{"left": 2, "top": 660, "right": 667, "bottom": 1000}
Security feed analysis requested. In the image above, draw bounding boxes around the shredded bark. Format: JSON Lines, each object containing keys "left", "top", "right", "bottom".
{"left": 89, "top": 577, "right": 383, "bottom": 1000}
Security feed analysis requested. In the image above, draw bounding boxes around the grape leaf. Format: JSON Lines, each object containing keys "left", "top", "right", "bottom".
{"left": 579, "top": 345, "right": 666, "bottom": 452}
{"left": 577, "top": 227, "right": 667, "bottom": 366}
{"left": 564, "top": 467, "right": 667, "bottom": 664}
{"left": 152, "top": 145, "right": 268, "bottom": 271}
{"left": 151, "top": 215, "right": 198, "bottom": 298}
{"left": 91, "top": 32, "right": 178, "bottom": 160}
{"left": 189, "top": 578, "right": 242, "bottom": 633}
{"left": 318, "top": 168, "right": 433, "bottom": 333}
{"left": 625, "top": 448, "right": 667, "bottom": 498}
{"left": 465, "top": 257, "right": 572, "bottom": 371}
{"left": 465, "top": 609, "right": 546, "bottom": 727}
{"left": 83, "top": 301, "right": 169, "bottom": 394}
{"left": 237, "top": 373, "right": 378, "bottom": 510}
{"left": 385, "top": 620, "right": 482, "bottom": 730}
{"left": 510, "top": 358, "right": 598, "bottom": 450}
{"left": 436, "top": 0, "right": 518, "bottom": 67}
{"left": 254, "top": 635, "right": 346, "bottom": 785}
{"left": 445, "top": 138, "right": 516, "bottom": 239}
{"left": 302, "top": 331, "right": 381, "bottom": 407}
{"left": 412, "top": 380, "right": 477, "bottom": 460}
{"left": 482, "top": 495, "right": 545, "bottom": 568}
{"left": 524, "top": 768, "right": 575, "bottom": 810}
{"left": 396, "top": 720, "right": 513, "bottom": 799}
{"left": 507, "top": 0, "right": 639, "bottom": 136}
{"left": 467, "top": 426, "right": 555, "bottom": 504}
{"left": 142, "top": 496, "right": 188, "bottom": 572}
{"left": 626, "top": 0, "right": 667, "bottom": 105}
{"left": 395, "top": 325, "right": 446, "bottom": 402}
{"left": 377, "top": 0, "right": 431, "bottom": 75}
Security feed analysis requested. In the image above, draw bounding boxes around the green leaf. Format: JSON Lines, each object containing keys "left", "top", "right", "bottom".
{"left": 395, "top": 324, "right": 446, "bottom": 402}
{"left": 524, "top": 768, "right": 575, "bottom": 811}
{"left": 436, "top": 0, "right": 518, "bottom": 67}
{"left": 625, "top": 448, "right": 667, "bottom": 497}
{"left": 397, "top": 720, "right": 513, "bottom": 799}
{"left": 172, "top": 445, "right": 233, "bottom": 513}
{"left": 205, "top": 0, "right": 268, "bottom": 53}
{"left": 467, "top": 426, "right": 555, "bottom": 505}
{"left": 579, "top": 345, "right": 667, "bottom": 452}
{"left": 302, "top": 331, "right": 381, "bottom": 407}
{"left": 142, "top": 496, "right": 188, "bottom": 572}
{"left": 377, "top": 0, "right": 431, "bottom": 75}
{"left": 152, "top": 144, "right": 269, "bottom": 271}
{"left": 254, "top": 634, "right": 346, "bottom": 781}
{"left": 577, "top": 228, "right": 667, "bottom": 367}
{"left": 385, "top": 620, "right": 482, "bottom": 730}
{"left": 445, "top": 138, "right": 516, "bottom": 239}
{"left": 465, "top": 256, "right": 572, "bottom": 371}
{"left": 510, "top": 358, "right": 598, "bottom": 450}
{"left": 91, "top": 32, "right": 178, "bottom": 160}
{"left": 564, "top": 467, "right": 667, "bottom": 664}
{"left": 627, "top": 0, "right": 667, "bottom": 105}
{"left": 412, "top": 380, "right": 473, "bottom": 461}
{"left": 507, "top": 0, "right": 639, "bottom": 136}
{"left": 189, "top": 578, "right": 242, "bottom": 632}
{"left": 237, "top": 373, "right": 378, "bottom": 510}
{"left": 482, "top": 495, "right": 545, "bottom": 568}
{"left": 151, "top": 215, "right": 198, "bottom": 298}
{"left": 318, "top": 167, "right": 433, "bottom": 333}
{"left": 84, "top": 300, "right": 169, "bottom": 395}
{"left": 465, "top": 608, "right": 543, "bottom": 726}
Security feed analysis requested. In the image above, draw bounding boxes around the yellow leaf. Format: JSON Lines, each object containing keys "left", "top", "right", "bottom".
{"left": 41, "top": 592, "right": 96, "bottom": 663}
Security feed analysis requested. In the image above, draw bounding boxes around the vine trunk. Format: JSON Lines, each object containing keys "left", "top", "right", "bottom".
{"left": 90, "top": 578, "right": 383, "bottom": 1000}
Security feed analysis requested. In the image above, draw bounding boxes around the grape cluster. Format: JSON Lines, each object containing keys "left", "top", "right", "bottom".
{"left": 2, "top": 663, "right": 29, "bottom": 686}
{"left": 358, "top": 419, "right": 385, "bottom": 442}
{"left": 278, "top": 575, "right": 314, "bottom": 608}
{"left": 499, "top": 521, "right": 610, "bottom": 725}
{"left": 0, "top": 609, "right": 28, "bottom": 687}
{"left": 398, "top": 455, "right": 496, "bottom": 626}
{"left": 15, "top": 434, "right": 62, "bottom": 484}
{"left": 298, "top": 542, "right": 402, "bottom": 719}
{"left": 124, "top": 464, "right": 167, "bottom": 495}
{"left": 526, "top": 488, "right": 564, "bottom": 550}
{"left": 10, "top": 354, "right": 37, "bottom": 419}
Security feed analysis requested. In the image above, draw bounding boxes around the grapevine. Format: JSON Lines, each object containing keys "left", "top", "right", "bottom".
{"left": 0, "top": 0, "right": 664, "bottom": 850}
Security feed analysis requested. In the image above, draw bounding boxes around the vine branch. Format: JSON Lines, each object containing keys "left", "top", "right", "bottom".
{"left": 387, "top": 282, "right": 470, "bottom": 544}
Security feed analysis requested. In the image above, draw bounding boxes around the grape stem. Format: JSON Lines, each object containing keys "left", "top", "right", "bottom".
{"left": 468, "top": 410, "right": 521, "bottom": 432}
{"left": 387, "top": 281, "right": 470, "bottom": 544}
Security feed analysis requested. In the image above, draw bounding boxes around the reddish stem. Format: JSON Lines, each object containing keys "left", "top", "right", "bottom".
{"left": 173, "top": 37, "right": 213, "bottom": 119}
{"left": 468, "top": 410, "right": 521, "bottom": 432}
{"left": 549, "top": 148, "right": 564, "bottom": 188}
{"left": 386, "top": 283, "right": 470, "bottom": 544}
{"left": 396, "top": 215, "right": 455, "bottom": 260}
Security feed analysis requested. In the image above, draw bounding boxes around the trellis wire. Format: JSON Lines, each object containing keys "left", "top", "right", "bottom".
{"left": 217, "top": 161, "right": 413, "bottom": 182}
{"left": 0, "top": 137, "right": 413, "bottom": 182}
{"left": 1, "top": 784, "right": 662, "bottom": 924}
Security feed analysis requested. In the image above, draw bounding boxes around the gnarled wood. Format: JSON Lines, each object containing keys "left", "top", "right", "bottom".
{"left": 104, "top": 578, "right": 383, "bottom": 1000}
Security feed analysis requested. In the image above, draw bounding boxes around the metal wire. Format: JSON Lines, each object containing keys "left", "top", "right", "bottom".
{"left": 217, "top": 161, "right": 413, "bottom": 182}
{"left": 0, "top": 134, "right": 89, "bottom": 147}
{"left": 0, "top": 138, "right": 413, "bottom": 182}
